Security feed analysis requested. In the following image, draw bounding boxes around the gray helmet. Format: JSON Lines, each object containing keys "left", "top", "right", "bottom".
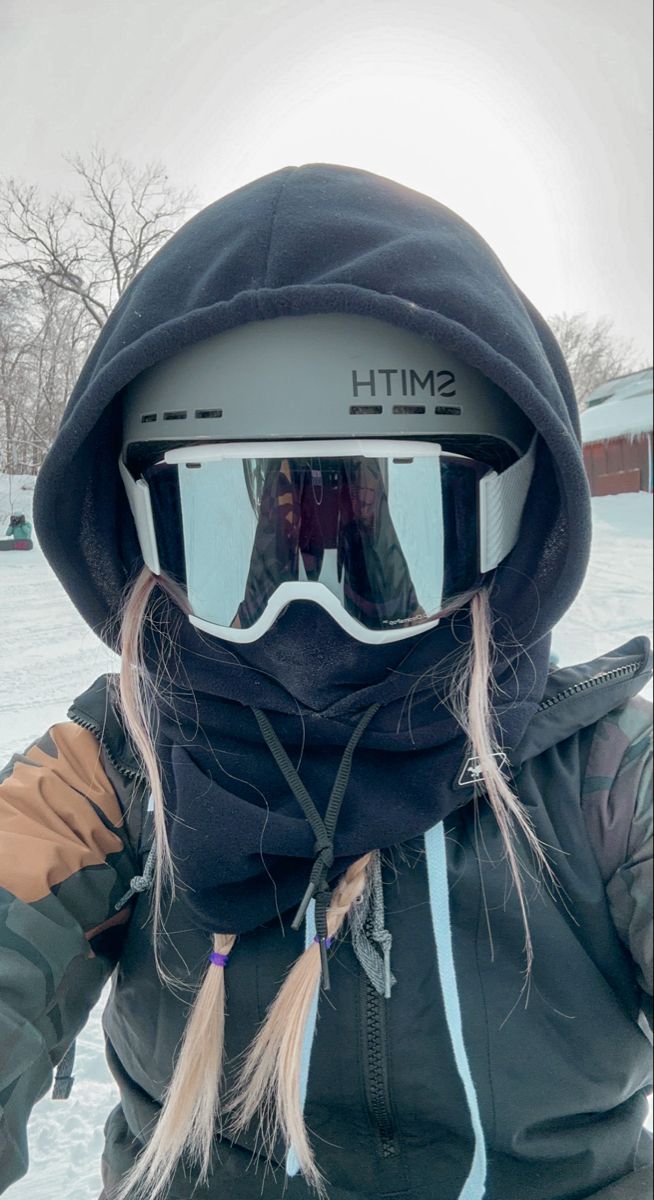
{"left": 121, "top": 313, "right": 534, "bottom": 465}
{"left": 118, "top": 314, "right": 537, "bottom": 643}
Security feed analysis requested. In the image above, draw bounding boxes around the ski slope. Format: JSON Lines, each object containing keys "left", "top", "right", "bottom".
{"left": 0, "top": 475, "right": 652, "bottom": 1199}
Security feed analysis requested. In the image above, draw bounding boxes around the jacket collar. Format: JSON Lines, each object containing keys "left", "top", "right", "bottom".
{"left": 68, "top": 634, "right": 653, "bottom": 781}
{"left": 511, "top": 636, "right": 652, "bottom": 769}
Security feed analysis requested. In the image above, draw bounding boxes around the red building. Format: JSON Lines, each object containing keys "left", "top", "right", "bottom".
{"left": 581, "top": 369, "right": 653, "bottom": 497}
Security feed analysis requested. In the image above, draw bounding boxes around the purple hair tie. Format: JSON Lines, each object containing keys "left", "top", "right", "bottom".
{"left": 209, "top": 950, "right": 230, "bottom": 968}
{"left": 313, "top": 935, "right": 333, "bottom": 949}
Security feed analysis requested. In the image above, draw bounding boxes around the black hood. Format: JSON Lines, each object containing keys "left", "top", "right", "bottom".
{"left": 32, "top": 164, "right": 595, "bottom": 943}
{"left": 34, "top": 162, "right": 591, "bottom": 650}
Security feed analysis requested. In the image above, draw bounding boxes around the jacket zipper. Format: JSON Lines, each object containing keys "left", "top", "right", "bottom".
{"left": 50, "top": 708, "right": 142, "bottom": 1103}
{"left": 67, "top": 707, "right": 143, "bottom": 782}
{"left": 363, "top": 910, "right": 399, "bottom": 1158}
{"left": 536, "top": 659, "right": 642, "bottom": 713}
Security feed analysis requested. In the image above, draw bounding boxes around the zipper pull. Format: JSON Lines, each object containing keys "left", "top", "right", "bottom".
{"left": 318, "top": 936, "right": 331, "bottom": 992}
{"left": 383, "top": 942, "right": 392, "bottom": 1000}
{"left": 292, "top": 878, "right": 318, "bottom": 930}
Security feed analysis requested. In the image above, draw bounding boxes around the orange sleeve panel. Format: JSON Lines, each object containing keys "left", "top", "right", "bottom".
{"left": 0, "top": 723, "right": 125, "bottom": 905}
{"left": 0, "top": 719, "right": 141, "bottom": 1193}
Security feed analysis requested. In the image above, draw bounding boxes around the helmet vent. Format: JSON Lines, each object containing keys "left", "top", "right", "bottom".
{"left": 163, "top": 410, "right": 187, "bottom": 421}
{"left": 350, "top": 405, "right": 383, "bottom": 415}
{"left": 435, "top": 405, "right": 462, "bottom": 416}
{"left": 195, "top": 409, "right": 223, "bottom": 419}
{"left": 393, "top": 404, "right": 425, "bottom": 415}
{"left": 141, "top": 413, "right": 157, "bottom": 424}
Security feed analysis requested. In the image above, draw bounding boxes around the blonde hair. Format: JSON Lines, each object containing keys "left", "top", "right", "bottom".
{"left": 112, "top": 569, "right": 557, "bottom": 1200}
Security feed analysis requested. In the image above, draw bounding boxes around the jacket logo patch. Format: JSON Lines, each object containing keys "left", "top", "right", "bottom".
{"left": 457, "top": 751, "right": 509, "bottom": 787}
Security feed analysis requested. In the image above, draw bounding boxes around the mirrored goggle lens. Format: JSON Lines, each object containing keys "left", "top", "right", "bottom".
{"left": 144, "top": 450, "right": 487, "bottom": 633}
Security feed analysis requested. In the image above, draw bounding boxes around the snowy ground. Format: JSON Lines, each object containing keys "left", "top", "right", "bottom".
{"left": 550, "top": 491, "right": 653, "bottom": 693}
{"left": 0, "top": 475, "right": 652, "bottom": 1199}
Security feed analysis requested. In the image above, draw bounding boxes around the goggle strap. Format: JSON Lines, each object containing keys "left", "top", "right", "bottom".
{"left": 119, "top": 455, "right": 161, "bottom": 575}
{"left": 478, "top": 433, "right": 538, "bottom": 573}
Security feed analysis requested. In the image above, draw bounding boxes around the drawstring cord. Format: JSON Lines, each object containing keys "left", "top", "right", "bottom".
{"left": 252, "top": 703, "right": 381, "bottom": 990}
{"left": 114, "top": 840, "right": 157, "bottom": 911}
{"left": 112, "top": 709, "right": 394, "bottom": 996}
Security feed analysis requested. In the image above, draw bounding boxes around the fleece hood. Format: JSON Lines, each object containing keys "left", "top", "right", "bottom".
{"left": 34, "top": 162, "right": 591, "bottom": 653}
{"left": 29, "top": 168, "right": 636, "bottom": 1200}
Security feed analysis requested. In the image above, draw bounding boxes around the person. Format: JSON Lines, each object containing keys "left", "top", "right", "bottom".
{"left": 2, "top": 512, "right": 32, "bottom": 549}
{"left": 0, "top": 164, "right": 651, "bottom": 1200}
{"left": 4, "top": 513, "right": 31, "bottom": 539}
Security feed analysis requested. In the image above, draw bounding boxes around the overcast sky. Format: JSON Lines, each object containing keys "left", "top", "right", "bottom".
{"left": 1, "top": 0, "right": 652, "bottom": 358}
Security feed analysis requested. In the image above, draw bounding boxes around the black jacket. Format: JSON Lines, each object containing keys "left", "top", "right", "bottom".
{"left": 0, "top": 640, "right": 641, "bottom": 1200}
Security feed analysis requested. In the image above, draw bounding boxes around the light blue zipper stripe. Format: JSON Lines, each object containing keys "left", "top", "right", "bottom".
{"left": 425, "top": 821, "right": 487, "bottom": 1199}
{"left": 286, "top": 898, "right": 319, "bottom": 1178}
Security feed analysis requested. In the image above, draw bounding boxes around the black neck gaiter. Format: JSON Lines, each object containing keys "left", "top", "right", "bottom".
{"left": 145, "top": 598, "right": 550, "bottom": 935}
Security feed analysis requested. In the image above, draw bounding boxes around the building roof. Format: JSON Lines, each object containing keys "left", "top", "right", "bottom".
{"left": 581, "top": 368, "right": 653, "bottom": 443}
{"left": 584, "top": 367, "right": 652, "bottom": 408}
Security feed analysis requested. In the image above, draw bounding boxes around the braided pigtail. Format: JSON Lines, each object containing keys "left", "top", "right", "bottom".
{"left": 225, "top": 853, "right": 375, "bottom": 1197}
{"left": 112, "top": 931, "right": 237, "bottom": 1200}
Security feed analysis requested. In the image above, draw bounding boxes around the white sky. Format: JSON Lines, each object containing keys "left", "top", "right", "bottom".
{"left": 1, "top": 0, "right": 652, "bottom": 358}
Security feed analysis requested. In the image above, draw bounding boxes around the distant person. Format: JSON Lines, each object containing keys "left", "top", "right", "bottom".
{"left": 0, "top": 165, "right": 651, "bottom": 1200}
{"left": 2, "top": 512, "right": 33, "bottom": 550}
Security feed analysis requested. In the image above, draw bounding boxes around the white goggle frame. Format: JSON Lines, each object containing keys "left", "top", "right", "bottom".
{"left": 119, "top": 437, "right": 537, "bottom": 645}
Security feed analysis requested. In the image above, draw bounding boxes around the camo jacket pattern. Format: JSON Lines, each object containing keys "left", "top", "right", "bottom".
{"left": 0, "top": 644, "right": 652, "bottom": 1200}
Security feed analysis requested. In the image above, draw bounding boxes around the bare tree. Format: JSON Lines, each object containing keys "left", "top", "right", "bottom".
{"left": 0, "top": 146, "right": 195, "bottom": 328}
{"left": 0, "top": 283, "right": 39, "bottom": 473}
{"left": 548, "top": 312, "right": 647, "bottom": 409}
{"left": 28, "top": 286, "right": 92, "bottom": 464}
{"left": 0, "top": 149, "right": 195, "bottom": 473}
{"left": 0, "top": 281, "right": 88, "bottom": 474}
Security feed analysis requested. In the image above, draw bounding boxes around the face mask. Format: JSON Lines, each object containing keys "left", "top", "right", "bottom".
{"left": 228, "top": 599, "right": 424, "bottom": 711}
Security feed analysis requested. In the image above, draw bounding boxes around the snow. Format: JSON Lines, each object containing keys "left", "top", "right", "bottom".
{"left": 0, "top": 475, "right": 652, "bottom": 1198}
{"left": 551, "top": 492, "right": 653, "bottom": 699}
{"left": 0, "top": 477, "right": 118, "bottom": 766}
{"left": 581, "top": 390, "right": 653, "bottom": 444}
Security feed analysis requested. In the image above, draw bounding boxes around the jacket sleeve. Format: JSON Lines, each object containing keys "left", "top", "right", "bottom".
{"left": 584, "top": 697, "right": 654, "bottom": 1036}
{"left": 0, "top": 722, "right": 142, "bottom": 1194}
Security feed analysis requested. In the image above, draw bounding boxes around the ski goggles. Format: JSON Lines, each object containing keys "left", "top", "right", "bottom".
{"left": 120, "top": 438, "right": 536, "bottom": 643}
